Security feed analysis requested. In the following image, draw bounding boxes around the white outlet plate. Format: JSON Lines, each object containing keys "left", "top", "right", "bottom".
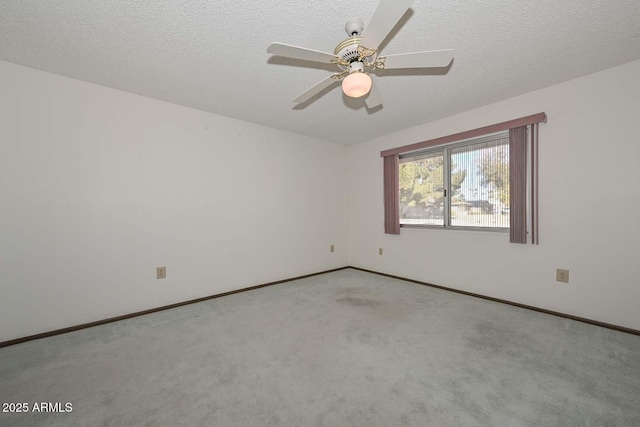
{"left": 157, "top": 266, "right": 166, "bottom": 279}
{"left": 379, "top": 248, "right": 383, "bottom": 255}
{"left": 556, "top": 269, "right": 569, "bottom": 283}
{"left": 330, "top": 244, "right": 335, "bottom": 253}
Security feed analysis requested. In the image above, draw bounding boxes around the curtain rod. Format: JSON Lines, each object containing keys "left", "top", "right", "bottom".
{"left": 380, "top": 112, "right": 547, "bottom": 157}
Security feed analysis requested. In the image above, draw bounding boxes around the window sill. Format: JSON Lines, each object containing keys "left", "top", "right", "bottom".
{"left": 400, "top": 224, "right": 509, "bottom": 234}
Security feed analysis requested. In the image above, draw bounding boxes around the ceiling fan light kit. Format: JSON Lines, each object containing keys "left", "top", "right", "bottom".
{"left": 342, "top": 70, "right": 372, "bottom": 98}
{"left": 267, "top": 0, "right": 454, "bottom": 108}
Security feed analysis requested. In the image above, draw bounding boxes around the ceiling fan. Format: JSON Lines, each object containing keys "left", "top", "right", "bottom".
{"left": 266, "top": 0, "right": 454, "bottom": 108}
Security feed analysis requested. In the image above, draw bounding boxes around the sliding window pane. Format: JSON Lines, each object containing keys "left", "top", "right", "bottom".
{"left": 450, "top": 137, "right": 510, "bottom": 228}
{"left": 399, "top": 151, "right": 445, "bottom": 226}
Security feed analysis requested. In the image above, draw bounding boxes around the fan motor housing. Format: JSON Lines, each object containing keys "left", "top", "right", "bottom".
{"left": 333, "top": 37, "right": 376, "bottom": 69}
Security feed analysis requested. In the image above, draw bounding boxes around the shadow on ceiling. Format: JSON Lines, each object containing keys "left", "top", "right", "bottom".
{"left": 376, "top": 8, "right": 414, "bottom": 55}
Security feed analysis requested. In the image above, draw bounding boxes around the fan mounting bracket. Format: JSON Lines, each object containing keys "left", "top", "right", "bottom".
{"left": 345, "top": 19, "right": 365, "bottom": 37}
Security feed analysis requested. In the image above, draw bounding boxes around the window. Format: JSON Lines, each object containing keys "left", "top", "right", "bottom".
{"left": 399, "top": 132, "right": 510, "bottom": 231}
{"left": 382, "top": 112, "right": 545, "bottom": 242}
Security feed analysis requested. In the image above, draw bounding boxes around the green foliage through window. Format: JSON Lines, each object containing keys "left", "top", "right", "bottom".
{"left": 399, "top": 133, "right": 510, "bottom": 229}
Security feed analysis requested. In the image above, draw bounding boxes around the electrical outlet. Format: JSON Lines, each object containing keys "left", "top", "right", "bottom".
{"left": 157, "top": 266, "right": 166, "bottom": 279}
{"left": 330, "top": 244, "right": 335, "bottom": 253}
{"left": 556, "top": 269, "right": 569, "bottom": 283}
{"left": 379, "top": 248, "right": 383, "bottom": 255}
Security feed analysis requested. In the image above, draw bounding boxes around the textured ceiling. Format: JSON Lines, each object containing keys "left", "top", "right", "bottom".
{"left": 1, "top": 0, "right": 639, "bottom": 144}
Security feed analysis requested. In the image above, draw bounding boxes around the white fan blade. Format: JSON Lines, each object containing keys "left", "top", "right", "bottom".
{"left": 267, "top": 43, "right": 338, "bottom": 64}
{"left": 381, "top": 49, "right": 454, "bottom": 69}
{"left": 359, "top": 0, "right": 414, "bottom": 51}
{"left": 293, "top": 75, "right": 339, "bottom": 103}
{"left": 365, "top": 79, "right": 383, "bottom": 109}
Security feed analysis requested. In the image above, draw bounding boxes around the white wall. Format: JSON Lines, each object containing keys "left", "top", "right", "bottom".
{"left": 3, "top": 59, "right": 639, "bottom": 342}
{"left": 0, "top": 61, "right": 348, "bottom": 342}
{"left": 348, "top": 60, "right": 640, "bottom": 330}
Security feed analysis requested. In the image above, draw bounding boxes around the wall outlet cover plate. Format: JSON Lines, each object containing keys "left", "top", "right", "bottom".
{"left": 556, "top": 269, "right": 569, "bottom": 283}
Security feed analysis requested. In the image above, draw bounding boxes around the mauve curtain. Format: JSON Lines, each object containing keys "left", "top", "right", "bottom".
{"left": 509, "top": 126, "right": 527, "bottom": 243}
{"left": 530, "top": 123, "right": 539, "bottom": 244}
{"left": 383, "top": 154, "right": 400, "bottom": 234}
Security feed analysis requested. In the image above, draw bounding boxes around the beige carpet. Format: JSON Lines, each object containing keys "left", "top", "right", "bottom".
{"left": 1, "top": 268, "right": 639, "bottom": 426}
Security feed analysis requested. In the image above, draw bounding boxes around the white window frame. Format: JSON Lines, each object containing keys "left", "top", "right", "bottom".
{"left": 399, "top": 131, "right": 510, "bottom": 233}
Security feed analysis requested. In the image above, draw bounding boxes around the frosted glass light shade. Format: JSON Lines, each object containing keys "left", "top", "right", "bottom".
{"left": 342, "top": 72, "right": 372, "bottom": 98}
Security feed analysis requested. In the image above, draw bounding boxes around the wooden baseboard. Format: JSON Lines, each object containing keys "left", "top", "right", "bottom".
{"left": 349, "top": 267, "right": 640, "bottom": 336}
{"left": 0, "top": 267, "right": 349, "bottom": 348}
{"left": 3, "top": 265, "right": 637, "bottom": 348}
